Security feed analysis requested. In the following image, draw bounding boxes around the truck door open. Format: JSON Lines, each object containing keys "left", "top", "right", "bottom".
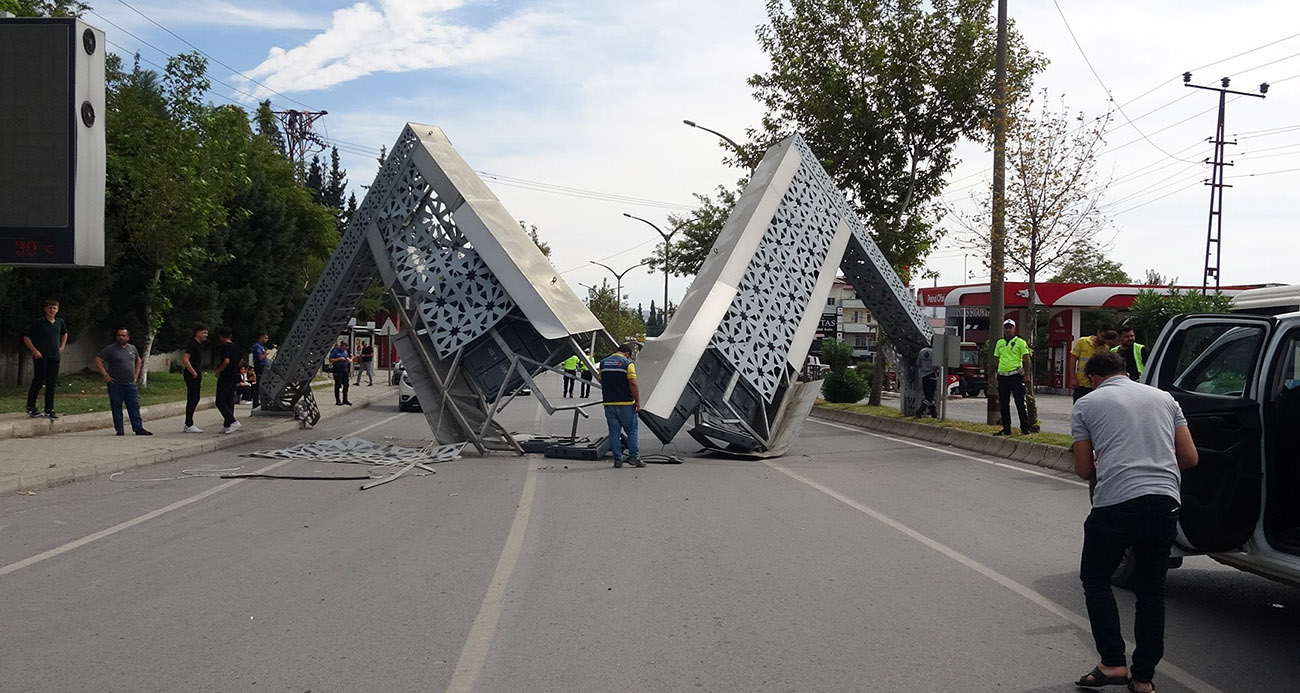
{"left": 1147, "top": 315, "right": 1274, "bottom": 553}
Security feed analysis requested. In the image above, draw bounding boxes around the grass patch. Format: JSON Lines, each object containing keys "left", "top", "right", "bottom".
{"left": 816, "top": 401, "right": 1073, "bottom": 448}
{"left": 0, "top": 371, "right": 217, "bottom": 416}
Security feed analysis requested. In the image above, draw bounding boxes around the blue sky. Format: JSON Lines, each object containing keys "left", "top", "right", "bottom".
{"left": 85, "top": 0, "right": 1300, "bottom": 306}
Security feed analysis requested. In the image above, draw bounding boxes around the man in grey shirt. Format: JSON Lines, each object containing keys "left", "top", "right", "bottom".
{"left": 93, "top": 328, "right": 152, "bottom": 436}
{"left": 1070, "top": 351, "right": 1197, "bottom": 692}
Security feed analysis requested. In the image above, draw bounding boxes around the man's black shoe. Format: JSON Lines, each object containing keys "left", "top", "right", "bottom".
{"left": 115, "top": 430, "right": 125, "bottom": 436}
{"left": 45, "top": 411, "right": 59, "bottom": 420}
{"left": 27, "top": 408, "right": 40, "bottom": 418}
{"left": 343, "top": 400, "right": 353, "bottom": 405}
{"left": 134, "top": 429, "right": 153, "bottom": 436}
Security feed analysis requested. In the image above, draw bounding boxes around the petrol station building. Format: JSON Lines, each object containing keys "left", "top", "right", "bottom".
{"left": 917, "top": 282, "right": 1261, "bottom": 390}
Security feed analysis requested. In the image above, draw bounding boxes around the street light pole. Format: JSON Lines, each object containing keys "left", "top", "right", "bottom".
{"left": 683, "top": 119, "right": 746, "bottom": 163}
{"left": 622, "top": 213, "right": 677, "bottom": 325}
{"left": 589, "top": 260, "right": 646, "bottom": 311}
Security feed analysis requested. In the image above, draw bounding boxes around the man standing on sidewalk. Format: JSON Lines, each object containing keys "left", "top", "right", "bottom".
{"left": 93, "top": 328, "right": 152, "bottom": 436}
{"left": 354, "top": 340, "right": 375, "bottom": 387}
{"left": 1071, "top": 351, "right": 1198, "bottom": 693}
{"left": 23, "top": 298, "right": 68, "bottom": 419}
{"left": 250, "top": 332, "right": 270, "bottom": 409}
{"left": 181, "top": 326, "right": 208, "bottom": 433}
{"left": 600, "top": 342, "right": 642, "bottom": 468}
{"left": 328, "top": 338, "right": 353, "bottom": 406}
{"left": 213, "top": 327, "right": 242, "bottom": 434}
{"left": 993, "top": 319, "right": 1032, "bottom": 436}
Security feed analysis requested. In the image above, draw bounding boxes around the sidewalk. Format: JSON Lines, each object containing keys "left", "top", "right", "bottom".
{"left": 0, "top": 382, "right": 398, "bottom": 496}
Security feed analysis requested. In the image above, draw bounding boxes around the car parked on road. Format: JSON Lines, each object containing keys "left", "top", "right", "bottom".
{"left": 1125, "top": 308, "right": 1300, "bottom": 588}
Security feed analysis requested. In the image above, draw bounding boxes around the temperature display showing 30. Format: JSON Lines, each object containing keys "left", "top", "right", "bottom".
{"left": 0, "top": 232, "right": 72, "bottom": 265}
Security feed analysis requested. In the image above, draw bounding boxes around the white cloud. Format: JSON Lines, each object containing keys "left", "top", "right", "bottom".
{"left": 151, "top": 1, "right": 328, "bottom": 31}
{"left": 236, "top": 0, "right": 552, "bottom": 99}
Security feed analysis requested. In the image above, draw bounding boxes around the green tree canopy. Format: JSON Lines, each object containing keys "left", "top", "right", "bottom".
{"left": 1048, "top": 240, "right": 1130, "bottom": 284}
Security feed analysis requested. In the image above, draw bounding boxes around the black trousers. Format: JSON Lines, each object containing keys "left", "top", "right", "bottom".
{"left": 184, "top": 372, "right": 202, "bottom": 427}
{"left": 27, "top": 357, "right": 60, "bottom": 413}
{"left": 997, "top": 374, "right": 1030, "bottom": 433}
{"left": 333, "top": 369, "right": 350, "bottom": 403}
{"left": 215, "top": 378, "right": 237, "bottom": 427}
{"left": 1080, "top": 495, "right": 1180, "bottom": 684}
{"left": 918, "top": 373, "right": 938, "bottom": 417}
{"left": 580, "top": 370, "right": 593, "bottom": 397}
{"left": 251, "top": 363, "right": 265, "bottom": 408}
{"left": 1073, "top": 385, "right": 1094, "bottom": 402}
{"left": 562, "top": 369, "right": 577, "bottom": 397}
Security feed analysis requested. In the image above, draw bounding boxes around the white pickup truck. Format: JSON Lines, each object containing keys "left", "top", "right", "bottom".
{"left": 1127, "top": 285, "right": 1300, "bottom": 587}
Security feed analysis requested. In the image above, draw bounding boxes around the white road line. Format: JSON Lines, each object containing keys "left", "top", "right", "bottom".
{"left": 808, "top": 417, "right": 1089, "bottom": 488}
{"left": 764, "top": 459, "right": 1222, "bottom": 693}
{"left": 447, "top": 455, "right": 539, "bottom": 693}
{"left": 0, "top": 411, "right": 406, "bottom": 579}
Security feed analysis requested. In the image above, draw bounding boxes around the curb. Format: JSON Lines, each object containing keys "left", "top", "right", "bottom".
{"left": 0, "top": 380, "right": 335, "bottom": 442}
{"left": 2, "top": 387, "right": 384, "bottom": 496}
{"left": 810, "top": 406, "right": 1073, "bottom": 473}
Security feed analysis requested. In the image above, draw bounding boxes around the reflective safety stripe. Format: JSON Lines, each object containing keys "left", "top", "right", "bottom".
{"left": 1134, "top": 343, "right": 1145, "bottom": 374}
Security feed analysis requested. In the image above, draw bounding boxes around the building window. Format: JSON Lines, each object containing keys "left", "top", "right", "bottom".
{"left": 850, "top": 311, "right": 859, "bottom": 323}
{"left": 854, "top": 335, "right": 867, "bottom": 347}
{"left": 826, "top": 297, "right": 836, "bottom": 306}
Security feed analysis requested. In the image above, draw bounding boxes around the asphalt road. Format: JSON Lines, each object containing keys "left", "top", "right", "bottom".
{"left": 2, "top": 386, "right": 1297, "bottom": 692}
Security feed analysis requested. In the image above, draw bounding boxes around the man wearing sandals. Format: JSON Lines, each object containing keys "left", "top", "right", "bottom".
{"left": 1071, "top": 352, "right": 1198, "bottom": 693}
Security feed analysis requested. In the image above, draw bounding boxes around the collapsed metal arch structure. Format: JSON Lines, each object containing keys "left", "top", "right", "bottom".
{"left": 260, "top": 126, "right": 928, "bottom": 458}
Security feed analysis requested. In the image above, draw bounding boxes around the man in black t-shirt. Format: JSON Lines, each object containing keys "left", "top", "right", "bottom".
{"left": 181, "top": 326, "right": 208, "bottom": 433}
{"left": 22, "top": 299, "right": 69, "bottom": 419}
{"left": 213, "top": 326, "right": 242, "bottom": 434}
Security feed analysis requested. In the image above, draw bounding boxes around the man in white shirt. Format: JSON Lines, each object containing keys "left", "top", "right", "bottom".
{"left": 1070, "top": 351, "right": 1198, "bottom": 693}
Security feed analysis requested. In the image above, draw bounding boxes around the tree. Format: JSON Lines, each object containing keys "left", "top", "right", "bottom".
{"left": 1142, "top": 269, "right": 1175, "bottom": 286}
{"left": 820, "top": 339, "right": 869, "bottom": 403}
{"left": 748, "top": 0, "right": 1042, "bottom": 406}
{"left": 106, "top": 53, "right": 231, "bottom": 385}
{"left": 0, "top": 0, "right": 86, "bottom": 17}
{"left": 520, "top": 220, "right": 550, "bottom": 257}
{"left": 645, "top": 181, "right": 745, "bottom": 277}
{"left": 964, "top": 91, "right": 1114, "bottom": 337}
{"left": 1048, "top": 240, "right": 1131, "bottom": 284}
{"left": 1127, "top": 288, "right": 1233, "bottom": 345}
{"left": 583, "top": 282, "right": 645, "bottom": 349}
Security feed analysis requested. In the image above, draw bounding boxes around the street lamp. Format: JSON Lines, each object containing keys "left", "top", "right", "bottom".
{"left": 589, "top": 260, "right": 645, "bottom": 310}
{"left": 682, "top": 119, "right": 745, "bottom": 160}
{"left": 622, "top": 213, "right": 677, "bottom": 324}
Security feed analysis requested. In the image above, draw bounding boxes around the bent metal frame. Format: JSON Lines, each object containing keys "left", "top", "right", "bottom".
{"left": 260, "top": 125, "right": 928, "bottom": 458}
{"left": 635, "top": 133, "right": 932, "bottom": 457}
{"left": 258, "top": 124, "right": 607, "bottom": 454}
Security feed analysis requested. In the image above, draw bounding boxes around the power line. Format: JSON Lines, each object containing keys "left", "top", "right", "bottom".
{"left": 1187, "top": 30, "right": 1300, "bottom": 73}
{"left": 1111, "top": 179, "right": 1204, "bottom": 217}
{"left": 111, "top": 0, "right": 316, "bottom": 110}
{"left": 1053, "top": 0, "right": 1198, "bottom": 163}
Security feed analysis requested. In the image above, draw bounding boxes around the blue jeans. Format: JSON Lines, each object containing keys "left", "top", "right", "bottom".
{"left": 604, "top": 405, "right": 639, "bottom": 460}
{"left": 1080, "top": 494, "right": 1180, "bottom": 684}
{"left": 107, "top": 382, "right": 144, "bottom": 433}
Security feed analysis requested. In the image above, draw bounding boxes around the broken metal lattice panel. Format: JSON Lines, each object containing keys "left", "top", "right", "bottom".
{"left": 260, "top": 127, "right": 422, "bottom": 413}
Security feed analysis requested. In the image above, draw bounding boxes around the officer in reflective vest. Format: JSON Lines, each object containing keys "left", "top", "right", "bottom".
{"left": 561, "top": 354, "right": 580, "bottom": 397}
{"left": 600, "top": 342, "right": 642, "bottom": 467}
{"left": 1115, "top": 325, "right": 1146, "bottom": 381}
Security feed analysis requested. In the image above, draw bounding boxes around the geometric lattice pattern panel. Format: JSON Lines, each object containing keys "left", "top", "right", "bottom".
{"left": 376, "top": 166, "right": 514, "bottom": 358}
{"left": 711, "top": 137, "right": 839, "bottom": 402}
{"left": 258, "top": 126, "right": 421, "bottom": 411}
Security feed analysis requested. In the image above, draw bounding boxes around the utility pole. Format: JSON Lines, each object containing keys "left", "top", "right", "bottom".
{"left": 272, "top": 108, "right": 329, "bottom": 178}
{"left": 1183, "top": 73, "right": 1267, "bottom": 294}
{"left": 987, "top": 0, "right": 1008, "bottom": 426}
